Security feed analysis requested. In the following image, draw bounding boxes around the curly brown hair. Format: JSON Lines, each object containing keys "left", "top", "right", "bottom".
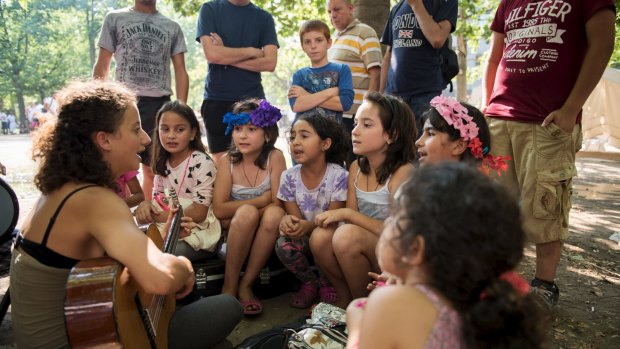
{"left": 33, "top": 80, "right": 136, "bottom": 194}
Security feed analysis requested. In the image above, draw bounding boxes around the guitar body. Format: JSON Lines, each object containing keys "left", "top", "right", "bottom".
{"left": 65, "top": 224, "right": 174, "bottom": 348}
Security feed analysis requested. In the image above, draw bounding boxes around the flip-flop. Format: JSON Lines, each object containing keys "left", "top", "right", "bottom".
{"left": 240, "top": 299, "right": 263, "bottom": 315}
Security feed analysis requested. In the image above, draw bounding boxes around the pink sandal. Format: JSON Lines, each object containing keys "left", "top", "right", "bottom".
{"left": 290, "top": 281, "right": 318, "bottom": 309}
{"left": 319, "top": 283, "right": 338, "bottom": 305}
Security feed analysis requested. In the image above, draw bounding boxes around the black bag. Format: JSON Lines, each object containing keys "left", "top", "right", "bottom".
{"left": 439, "top": 37, "right": 459, "bottom": 92}
{"left": 234, "top": 316, "right": 308, "bottom": 349}
{"left": 432, "top": 0, "right": 459, "bottom": 92}
{"left": 179, "top": 245, "right": 298, "bottom": 304}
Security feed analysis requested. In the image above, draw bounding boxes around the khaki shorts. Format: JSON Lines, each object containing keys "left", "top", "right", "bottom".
{"left": 486, "top": 118, "right": 582, "bottom": 244}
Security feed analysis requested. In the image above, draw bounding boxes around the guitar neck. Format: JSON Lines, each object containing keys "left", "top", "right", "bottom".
{"left": 163, "top": 205, "right": 183, "bottom": 254}
{"left": 163, "top": 188, "right": 183, "bottom": 254}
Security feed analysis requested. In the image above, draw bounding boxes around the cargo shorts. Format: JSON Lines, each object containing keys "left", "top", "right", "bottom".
{"left": 486, "top": 118, "right": 582, "bottom": 244}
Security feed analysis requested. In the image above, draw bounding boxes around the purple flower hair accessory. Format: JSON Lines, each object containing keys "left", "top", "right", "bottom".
{"left": 251, "top": 100, "right": 282, "bottom": 128}
{"left": 222, "top": 100, "right": 282, "bottom": 135}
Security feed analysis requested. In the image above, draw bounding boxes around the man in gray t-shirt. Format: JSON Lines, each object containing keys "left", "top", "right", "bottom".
{"left": 93, "top": 0, "right": 189, "bottom": 200}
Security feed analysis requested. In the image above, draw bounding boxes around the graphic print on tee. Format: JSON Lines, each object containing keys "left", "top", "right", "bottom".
{"left": 118, "top": 21, "right": 171, "bottom": 90}
{"left": 502, "top": 0, "right": 571, "bottom": 74}
{"left": 392, "top": 12, "right": 423, "bottom": 48}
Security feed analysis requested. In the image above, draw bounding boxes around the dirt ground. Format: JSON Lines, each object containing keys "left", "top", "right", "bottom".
{"left": 0, "top": 134, "right": 619, "bottom": 348}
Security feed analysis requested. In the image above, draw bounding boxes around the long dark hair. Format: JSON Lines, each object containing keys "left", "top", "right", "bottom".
{"left": 422, "top": 102, "right": 491, "bottom": 163}
{"left": 151, "top": 100, "right": 207, "bottom": 176}
{"left": 390, "top": 162, "right": 545, "bottom": 348}
{"left": 33, "top": 80, "right": 136, "bottom": 194}
{"left": 227, "top": 99, "right": 279, "bottom": 170}
{"left": 291, "top": 112, "right": 350, "bottom": 166}
{"left": 358, "top": 92, "right": 416, "bottom": 184}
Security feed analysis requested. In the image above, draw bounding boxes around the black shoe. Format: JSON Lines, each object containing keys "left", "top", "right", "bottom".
{"left": 529, "top": 279, "right": 559, "bottom": 308}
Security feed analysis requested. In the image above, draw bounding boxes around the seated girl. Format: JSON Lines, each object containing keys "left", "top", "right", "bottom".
{"left": 310, "top": 92, "right": 416, "bottom": 308}
{"left": 346, "top": 162, "right": 544, "bottom": 349}
{"left": 135, "top": 101, "right": 220, "bottom": 261}
{"left": 276, "top": 113, "right": 350, "bottom": 308}
{"left": 212, "top": 99, "right": 287, "bottom": 315}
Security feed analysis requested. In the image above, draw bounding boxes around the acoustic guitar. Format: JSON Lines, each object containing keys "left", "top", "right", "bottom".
{"left": 65, "top": 189, "right": 183, "bottom": 348}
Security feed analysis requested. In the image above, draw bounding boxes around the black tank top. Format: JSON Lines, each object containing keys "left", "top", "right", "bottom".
{"left": 15, "top": 185, "right": 98, "bottom": 269}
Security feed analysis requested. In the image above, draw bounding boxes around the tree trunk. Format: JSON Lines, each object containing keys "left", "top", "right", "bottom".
{"left": 354, "top": 0, "right": 390, "bottom": 41}
{"left": 456, "top": 32, "right": 467, "bottom": 101}
{"left": 16, "top": 88, "right": 26, "bottom": 126}
{"left": 87, "top": 0, "right": 96, "bottom": 68}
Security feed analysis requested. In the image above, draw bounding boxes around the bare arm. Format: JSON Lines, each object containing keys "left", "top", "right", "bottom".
{"left": 268, "top": 150, "right": 287, "bottom": 204}
{"left": 408, "top": 0, "right": 452, "bottom": 49}
{"left": 123, "top": 177, "right": 144, "bottom": 208}
{"left": 380, "top": 48, "right": 391, "bottom": 93}
{"left": 232, "top": 44, "right": 278, "bottom": 72}
{"left": 171, "top": 53, "right": 189, "bottom": 102}
{"left": 200, "top": 34, "right": 263, "bottom": 66}
{"left": 483, "top": 31, "right": 505, "bottom": 108}
{"left": 542, "top": 8, "right": 616, "bottom": 133}
{"left": 87, "top": 190, "right": 193, "bottom": 296}
{"left": 368, "top": 66, "right": 381, "bottom": 92}
{"left": 92, "top": 47, "right": 113, "bottom": 80}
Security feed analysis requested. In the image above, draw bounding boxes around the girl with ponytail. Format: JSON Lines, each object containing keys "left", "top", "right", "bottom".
{"left": 346, "top": 162, "right": 545, "bottom": 349}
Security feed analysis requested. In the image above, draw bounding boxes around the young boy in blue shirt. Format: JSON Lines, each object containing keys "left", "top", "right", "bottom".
{"left": 288, "top": 20, "right": 354, "bottom": 124}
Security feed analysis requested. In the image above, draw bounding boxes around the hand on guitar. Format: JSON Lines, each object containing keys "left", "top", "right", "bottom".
{"left": 175, "top": 256, "right": 196, "bottom": 299}
{"left": 179, "top": 216, "right": 196, "bottom": 239}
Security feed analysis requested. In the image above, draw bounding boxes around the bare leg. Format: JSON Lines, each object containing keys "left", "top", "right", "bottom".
{"left": 141, "top": 164, "right": 154, "bottom": 201}
{"left": 535, "top": 240, "right": 563, "bottom": 282}
{"left": 333, "top": 224, "right": 379, "bottom": 300}
{"left": 222, "top": 205, "right": 259, "bottom": 297}
{"left": 238, "top": 206, "right": 285, "bottom": 301}
{"left": 310, "top": 225, "right": 351, "bottom": 309}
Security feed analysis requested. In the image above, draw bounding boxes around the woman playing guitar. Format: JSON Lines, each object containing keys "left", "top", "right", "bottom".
{"left": 9, "top": 80, "right": 242, "bottom": 348}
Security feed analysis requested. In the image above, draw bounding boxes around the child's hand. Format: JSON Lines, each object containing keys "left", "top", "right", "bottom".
{"left": 286, "top": 219, "right": 309, "bottom": 240}
{"left": 367, "top": 271, "right": 400, "bottom": 291}
{"left": 135, "top": 201, "right": 155, "bottom": 224}
{"left": 279, "top": 215, "right": 299, "bottom": 235}
{"left": 314, "top": 208, "right": 347, "bottom": 227}
{"left": 179, "top": 216, "right": 196, "bottom": 239}
{"left": 259, "top": 190, "right": 272, "bottom": 207}
{"left": 287, "top": 86, "right": 309, "bottom": 99}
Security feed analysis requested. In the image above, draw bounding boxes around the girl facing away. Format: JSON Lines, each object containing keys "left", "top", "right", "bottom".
{"left": 135, "top": 101, "right": 220, "bottom": 262}
{"left": 9, "top": 80, "right": 241, "bottom": 348}
{"left": 346, "top": 162, "right": 545, "bottom": 349}
{"left": 276, "top": 113, "right": 350, "bottom": 309}
{"left": 212, "top": 98, "right": 287, "bottom": 315}
{"left": 310, "top": 91, "right": 416, "bottom": 308}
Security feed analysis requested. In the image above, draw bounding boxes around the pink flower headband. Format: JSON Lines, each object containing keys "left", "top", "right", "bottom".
{"left": 429, "top": 95, "right": 511, "bottom": 175}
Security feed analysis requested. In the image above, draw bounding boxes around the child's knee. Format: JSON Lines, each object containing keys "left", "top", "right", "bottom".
{"left": 309, "top": 227, "right": 332, "bottom": 253}
{"left": 233, "top": 204, "right": 260, "bottom": 223}
{"left": 260, "top": 206, "right": 285, "bottom": 228}
{"left": 333, "top": 224, "right": 362, "bottom": 254}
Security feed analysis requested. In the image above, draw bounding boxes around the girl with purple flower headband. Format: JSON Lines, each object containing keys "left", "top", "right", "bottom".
{"left": 416, "top": 95, "right": 511, "bottom": 175}
{"left": 211, "top": 98, "right": 287, "bottom": 315}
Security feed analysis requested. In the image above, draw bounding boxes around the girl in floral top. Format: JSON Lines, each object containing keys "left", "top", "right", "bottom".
{"left": 276, "top": 113, "right": 349, "bottom": 308}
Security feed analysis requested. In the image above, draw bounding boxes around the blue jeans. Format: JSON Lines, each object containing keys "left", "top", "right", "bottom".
{"left": 401, "top": 91, "right": 441, "bottom": 138}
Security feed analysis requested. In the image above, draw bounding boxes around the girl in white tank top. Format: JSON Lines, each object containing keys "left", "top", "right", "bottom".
{"left": 310, "top": 92, "right": 417, "bottom": 309}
